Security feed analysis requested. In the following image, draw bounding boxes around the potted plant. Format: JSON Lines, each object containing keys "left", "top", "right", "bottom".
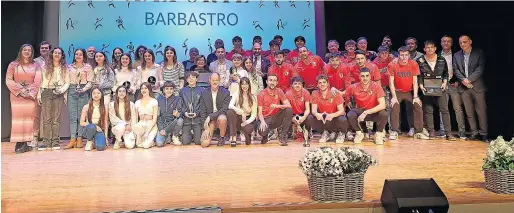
{"left": 299, "top": 146, "right": 377, "bottom": 201}
{"left": 483, "top": 136, "right": 514, "bottom": 194}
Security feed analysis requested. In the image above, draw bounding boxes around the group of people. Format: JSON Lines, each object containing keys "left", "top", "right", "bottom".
{"left": 6, "top": 33, "right": 489, "bottom": 154}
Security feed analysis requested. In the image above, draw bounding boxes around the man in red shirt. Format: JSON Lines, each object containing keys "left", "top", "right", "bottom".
{"left": 309, "top": 74, "right": 347, "bottom": 143}
{"left": 226, "top": 36, "right": 246, "bottom": 60}
{"left": 345, "top": 67, "right": 388, "bottom": 144}
{"left": 324, "top": 53, "right": 352, "bottom": 92}
{"left": 268, "top": 50, "right": 295, "bottom": 92}
{"left": 341, "top": 39, "right": 357, "bottom": 67}
{"left": 257, "top": 74, "right": 293, "bottom": 146}
{"left": 349, "top": 50, "right": 381, "bottom": 84}
{"left": 287, "top": 36, "right": 313, "bottom": 65}
{"left": 285, "top": 76, "right": 312, "bottom": 146}
{"left": 372, "top": 45, "right": 394, "bottom": 131}
{"left": 293, "top": 47, "right": 325, "bottom": 91}
{"left": 388, "top": 46, "right": 429, "bottom": 140}
{"left": 266, "top": 39, "right": 281, "bottom": 65}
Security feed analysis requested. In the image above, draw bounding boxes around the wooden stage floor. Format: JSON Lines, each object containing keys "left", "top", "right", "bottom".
{"left": 2, "top": 137, "right": 514, "bottom": 213}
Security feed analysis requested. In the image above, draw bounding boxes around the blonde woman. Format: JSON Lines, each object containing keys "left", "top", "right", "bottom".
{"left": 109, "top": 86, "right": 137, "bottom": 149}
{"left": 132, "top": 83, "right": 158, "bottom": 149}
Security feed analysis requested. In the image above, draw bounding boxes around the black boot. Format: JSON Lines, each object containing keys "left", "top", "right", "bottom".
{"left": 15, "top": 142, "right": 24, "bottom": 154}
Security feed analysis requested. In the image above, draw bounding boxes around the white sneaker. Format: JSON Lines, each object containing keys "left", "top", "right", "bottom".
{"left": 172, "top": 136, "right": 181, "bottom": 145}
{"left": 389, "top": 131, "right": 398, "bottom": 140}
{"left": 329, "top": 132, "right": 337, "bottom": 141}
{"left": 113, "top": 140, "right": 120, "bottom": 150}
{"left": 422, "top": 128, "right": 430, "bottom": 137}
{"left": 240, "top": 133, "right": 245, "bottom": 142}
{"left": 375, "top": 131, "right": 386, "bottom": 145}
{"left": 414, "top": 132, "right": 430, "bottom": 140}
{"left": 336, "top": 132, "right": 345, "bottom": 144}
{"left": 354, "top": 131, "right": 364, "bottom": 144}
{"left": 319, "top": 131, "right": 329, "bottom": 143}
{"left": 407, "top": 128, "right": 415, "bottom": 137}
{"left": 346, "top": 132, "right": 354, "bottom": 141}
{"left": 85, "top": 141, "right": 93, "bottom": 151}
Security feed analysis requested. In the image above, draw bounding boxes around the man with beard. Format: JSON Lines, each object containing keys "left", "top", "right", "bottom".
{"left": 349, "top": 50, "right": 381, "bottom": 84}
{"left": 341, "top": 39, "right": 357, "bottom": 66}
{"left": 266, "top": 39, "right": 281, "bottom": 64}
{"left": 182, "top": 48, "right": 199, "bottom": 71}
{"left": 285, "top": 76, "right": 313, "bottom": 143}
{"left": 226, "top": 36, "right": 246, "bottom": 60}
{"left": 416, "top": 40, "right": 456, "bottom": 140}
{"left": 357, "top": 37, "right": 378, "bottom": 61}
{"left": 268, "top": 50, "right": 295, "bottom": 92}
{"left": 345, "top": 68, "right": 388, "bottom": 144}
{"left": 293, "top": 47, "right": 325, "bottom": 92}
{"left": 86, "top": 46, "right": 97, "bottom": 66}
{"left": 388, "top": 46, "right": 429, "bottom": 140}
{"left": 34, "top": 41, "right": 52, "bottom": 66}
{"left": 180, "top": 71, "right": 205, "bottom": 146}
{"left": 250, "top": 42, "right": 271, "bottom": 79}
{"left": 324, "top": 40, "right": 343, "bottom": 63}
{"left": 405, "top": 37, "right": 424, "bottom": 61}
{"left": 309, "top": 74, "right": 347, "bottom": 143}
{"left": 287, "top": 36, "right": 313, "bottom": 65}
{"left": 209, "top": 46, "right": 233, "bottom": 88}
{"left": 199, "top": 73, "right": 231, "bottom": 147}
{"left": 325, "top": 53, "right": 352, "bottom": 93}
{"left": 382, "top": 35, "right": 398, "bottom": 57}
{"left": 207, "top": 39, "right": 224, "bottom": 65}
{"left": 257, "top": 74, "right": 293, "bottom": 146}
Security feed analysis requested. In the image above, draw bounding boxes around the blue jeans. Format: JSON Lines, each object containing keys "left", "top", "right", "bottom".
{"left": 83, "top": 124, "right": 107, "bottom": 151}
{"left": 68, "top": 85, "right": 90, "bottom": 139}
{"left": 155, "top": 119, "right": 183, "bottom": 147}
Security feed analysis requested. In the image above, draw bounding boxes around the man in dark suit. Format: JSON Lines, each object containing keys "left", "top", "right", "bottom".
{"left": 453, "top": 35, "right": 488, "bottom": 142}
{"left": 199, "top": 73, "right": 231, "bottom": 147}
{"left": 250, "top": 42, "right": 271, "bottom": 79}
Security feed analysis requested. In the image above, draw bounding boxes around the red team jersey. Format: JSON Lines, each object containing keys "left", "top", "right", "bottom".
{"left": 293, "top": 56, "right": 326, "bottom": 89}
{"left": 226, "top": 49, "right": 246, "bottom": 60}
{"left": 345, "top": 81, "right": 385, "bottom": 110}
{"left": 324, "top": 64, "right": 352, "bottom": 91}
{"left": 268, "top": 63, "right": 295, "bottom": 92}
{"left": 348, "top": 62, "right": 381, "bottom": 83}
{"left": 287, "top": 49, "right": 313, "bottom": 66}
{"left": 285, "top": 88, "right": 311, "bottom": 115}
{"left": 257, "top": 87, "right": 288, "bottom": 117}
{"left": 372, "top": 56, "right": 394, "bottom": 87}
{"left": 311, "top": 89, "right": 344, "bottom": 114}
{"left": 387, "top": 59, "right": 420, "bottom": 92}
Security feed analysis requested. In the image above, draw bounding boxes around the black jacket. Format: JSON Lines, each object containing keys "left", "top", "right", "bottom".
{"left": 199, "top": 86, "right": 231, "bottom": 123}
{"left": 157, "top": 95, "right": 181, "bottom": 133}
{"left": 179, "top": 85, "right": 204, "bottom": 125}
{"left": 453, "top": 48, "right": 486, "bottom": 92}
{"left": 417, "top": 55, "right": 449, "bottom": 86}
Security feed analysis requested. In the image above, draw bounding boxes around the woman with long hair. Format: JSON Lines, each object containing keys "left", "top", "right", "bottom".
{"left": 109, "top": 86, "right": 137, "bottom": 149}
{"left": 242, "top": 57, "right": 264, "bottom": 96}
{"left": 80, "top": 86, "right": 109, "bottom": 151}
{"left": 93, "top": 51, "right": 115, "bottom": 104}
{"left": 134, "top": 45, "right": 147, "bottom": 69}
{"left": 228, "top": 53, "right": 248, "bottom": 96}
{"left": 65, "top": 48, "right": 94, "bottom": 149}
{"left": 189, "top": 55, "right": 209, "bottom": 73}
{"left": 38, "top": 47, "right": 70, "bottom": 150}
{"left": 5, "top": 44, "right": 43, "bottom": 153}
{"left": 161, "top": 46, "right": 185, "bottom": 96}
{"left": 111, "top": 47, "right": 124, "bottom": 70}
{"left": 136, "top": 49, "right": 162, "bottom": 99}
{"left": 226, "top": 77, "right": 257, "bottom": 147}
{"left": 132, "top": 83, "right": 158, "bottom": 149}
{"left": 113, "top": 53, "right": 138, "bottom": 102}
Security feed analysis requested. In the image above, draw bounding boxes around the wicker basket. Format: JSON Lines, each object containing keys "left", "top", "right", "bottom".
{"left": 484, "top": 168, "right": 514, "bottom": 194}
{"left": 307, "top": 172, "right": 365, "bottom": 201}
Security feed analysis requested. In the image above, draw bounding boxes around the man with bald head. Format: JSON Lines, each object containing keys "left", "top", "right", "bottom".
{"left": 251, "top": 42, "right": 271, "bottom": 79}
{"left": 86, "top": 46, "right": 97, "bottom": 65}
{"left": 199, "top": 72, "right": 231, "bottom": 147}
{"left": 207, "top": 39, "right": 224, "bottom": 65}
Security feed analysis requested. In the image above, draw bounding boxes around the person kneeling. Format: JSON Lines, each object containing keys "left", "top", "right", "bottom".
{"left": 109, "top": 86, "right": 137, "bottom": 149}
{"left": 227, "top": 77, "right": 258, "bottom": 147}
{"left": 156, "top": 81, "right": 183, "bottom": 147}
{"left": 257, "top": 74, "right": 293, "bottom": 146}
{"left": 133, "top": 83, "right": 159, "bottom": 149}
{"left": 80, "top": 87, "right": 109, "bottom": 151}
{"left": 345, "top": 67, "right": 388, "bottom": 144}
{"left": 285, "top": 76, "right": 313, "bottom": 145}
{"left": 310, "top": 74, "right": 347, "bottom": 143}
{"left": 200, "top": 73, "right": 231, "bottom": 147}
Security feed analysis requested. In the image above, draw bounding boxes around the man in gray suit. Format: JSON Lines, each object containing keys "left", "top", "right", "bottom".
{"left": 453, "top": 35, "right": 488, "bottom": 142}
{"left": 199, "top": 73, "right": 231, "bottom": 147}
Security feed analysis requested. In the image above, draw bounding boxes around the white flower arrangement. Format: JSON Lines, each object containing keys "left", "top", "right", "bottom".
{"left": 483, "top": 136, "right": 514, "bottom": 171}
{"left": 299, "top": 146, "right": 377, "bottom": 178}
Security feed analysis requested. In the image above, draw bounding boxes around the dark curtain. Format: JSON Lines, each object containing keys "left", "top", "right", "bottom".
{"left": 324, "top": 1, "right": 514, "bottom": 139}
{"left": 1, "top": 1, "right": 45, "bottom": 140}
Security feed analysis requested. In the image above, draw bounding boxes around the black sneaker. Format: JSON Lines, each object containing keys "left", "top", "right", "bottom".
{"left": 279, "top": 138, "right": 288, "bottom": 146}
{"left": 217, "top": 137, "right": 225, "bottom": 146}
{"left": 38, "top": 144, "right": 49, "bottom": 151}
{"left": 481, "top": 135, "right": 490, "bottom": 143}
{"left": 51, "top": 141, "right": 61, "bottom": 150}
{"left": 446, "top": 133, "right": 457, "bottom": 141}
{"left": 261, "top": 135, "right": 269, "bottom": 144}
{"left": 230, "top": 140, "right": 237, "bottom": 147}
{"left": 458, "top": 131, "right": 467, "bottom": 140}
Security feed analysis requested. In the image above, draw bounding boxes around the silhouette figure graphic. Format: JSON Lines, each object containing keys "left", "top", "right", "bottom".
{"left": 68, "top": 0, "right": 75, "bottom": 8}
{"left": 68, "top": 44, "right": 75, "bottom": 57}
{"left": 273, "top": 0, "right": 279, "bottom": 8}
{"left": 277, "top": 19, "right": 285, "bottom": 30}
{"left": 154, "top": 43, "right": 163, "bottom": 58}
{"left": 101, "top": 43, "right": 111, "bottom": 55}
{"left": 127, "top": 0, "right": 131, "bottom": 8}
{"left": 208, "top": 38, "right": 213, "bottom": 53}
{"left": 116, "top": 17, "right": 126, "bottom": 30}
{"left": 307, "top": 0, "right": 311, "bottom": 8}
{"left": 302, "top": 18, "right": 311, "bottom": 30}
{"left": 87, "top": 0, "right": 95, "bottom": 8}
{"left": 289, "top": 0, "right": 296, "bottom": 8}
{"left": 253, "top": 21, "right": 263, "bottom": 31}
{"left": 66, "top": 18, "right": 77, "bottom": 30}
{"left": 259, "top": 0, "right": 264, "bottom": 8}
{"left": 182, "top": 39, "right": 189, "bottom": 56}
{"left": 127, "top": 42, "right": 135, "bottom": 58}
{"left": 95, "top": 18, "right": 103, "bottom": 30}
{"left": 108, "top": 0, "right": 116, "bottom": 8}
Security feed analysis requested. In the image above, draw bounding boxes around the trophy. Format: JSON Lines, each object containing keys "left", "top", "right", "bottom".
{"left": 303, "top": 125, "right": 310, "bottom": 147}
{"left": 185, "top": 102, "right": 196, "bottom": 118}
{"left": 122, "top": 81, "right": 131, "bottom": 90}
{"left": 349, "top": 96, "right": 357, "bottom": 109}
{"left": 321, "top": 112, "right": 327, "bottom": 124}
{"left": 148, "top": 76, "right": 157, "bottom": 86}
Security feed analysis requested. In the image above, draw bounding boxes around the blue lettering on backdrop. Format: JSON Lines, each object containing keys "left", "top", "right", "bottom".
{"left": 60, "top": 1, "right": 316, "bottom": 63}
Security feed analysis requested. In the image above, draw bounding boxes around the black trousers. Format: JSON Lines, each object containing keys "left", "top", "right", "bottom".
{"left": 308, "top": 115, "right": 348, "bottom": 133}
{"left": 347, "top": 108, "right": 388, "bottom": 132}
{"left": 257, "top": 108, "right": 293, "bottom": 140}
{"left": 461, "top": 89, "right": 488, "bottom": 136}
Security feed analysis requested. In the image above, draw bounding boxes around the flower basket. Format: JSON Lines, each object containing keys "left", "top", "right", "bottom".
{"left": 483, "top": 136, "right": 514, "bottom": 194}
{"left": 307, "top": 172, "right": 365, "bottom": 201}
{"left": 299, "top": 146, "right": 377, "bottom": 201}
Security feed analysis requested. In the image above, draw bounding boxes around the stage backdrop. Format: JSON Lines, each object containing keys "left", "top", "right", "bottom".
{"left": 59, "top": 0, "right": 319, "bottom": 63}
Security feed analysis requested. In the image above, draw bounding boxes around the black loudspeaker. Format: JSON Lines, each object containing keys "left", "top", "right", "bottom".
{"left": 380, "top": 178, "right": 449, "bottom": 213}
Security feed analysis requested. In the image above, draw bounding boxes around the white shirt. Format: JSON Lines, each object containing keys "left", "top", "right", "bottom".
{"left": 440, "top": 50, "right": 453, "bottom": 76}
{"left": 211, "top": 90, "right": 218, "bottom": 112}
